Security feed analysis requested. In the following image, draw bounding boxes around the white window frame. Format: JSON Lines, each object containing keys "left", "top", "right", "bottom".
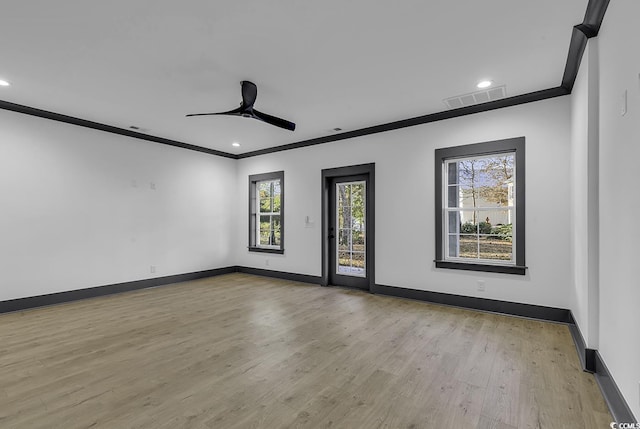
{"left": 256, "top": 179, "right": 281, "bottom": 250}
{"left": 248, "top": 171, "right": 284, "bottom": 254}
{"left": 442, "top": 153, "right": 516, "bottom": 266}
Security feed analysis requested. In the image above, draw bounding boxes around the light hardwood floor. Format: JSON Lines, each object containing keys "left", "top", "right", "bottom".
{"left": 0, "top": 274, "right": 611, "bottom": 428}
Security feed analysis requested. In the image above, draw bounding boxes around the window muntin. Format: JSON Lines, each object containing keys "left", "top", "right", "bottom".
{"left": 443, "top": 153, "right": 515, "bottom": 265}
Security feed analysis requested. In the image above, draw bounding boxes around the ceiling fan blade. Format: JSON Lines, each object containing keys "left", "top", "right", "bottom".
{"left": 186, "top": 106, "right": 242, "bottom": 117}
{"left": 186, "top": 82, "right": 294, "bottom": 131}
{"left": 253, "top": 109, "right": 296, "bottom": 131}
{"left": 241, "top": 81, "right": 257, "bottom": 108}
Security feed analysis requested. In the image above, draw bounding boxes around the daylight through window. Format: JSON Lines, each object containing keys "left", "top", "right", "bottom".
{"left": 257, "top": 179, "right": 281, "bottom": 248}
{"left": 444, "top": 153, "right": 515, "bottom": 264}
{"left": 435, "top": 137, "right": 525, "bottom": 275}
{"left": 249, "top": 171, "right": 284, "bottom": 253}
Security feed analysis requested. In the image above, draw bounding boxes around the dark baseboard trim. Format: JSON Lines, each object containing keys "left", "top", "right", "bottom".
{"left": 236, "top": 266, "right": 322, "bottom": 285}
{"left": 0, "top": 99, "right": 236, "bottom": 159}
{"left": 371, "top": 283, "right": 634, "bottom": 422}
{"left": 3, "top": 266, "right": 633, "bottom": 422}
{"left": 0, "top": 266, "right": 237, "bottom": 314}
{"left": 371, "top": 283, "right": 571, "bottom": 323}
{"left": 594, "top": 351, "right": 637, "bottom": 423}
{"left": 567, "top": 312, "right": 596, "bottom": 372}
{"left": 567, "top": 311, "right": 635, "bottom": 422}
{"left": 0, "top": 266, "right": 319, "bottom": 315}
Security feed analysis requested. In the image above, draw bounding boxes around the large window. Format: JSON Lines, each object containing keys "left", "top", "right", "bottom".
{"left": 435, "top": 137, "right": 526, "bottom": 275}
{"left": 249, "top": 171, "right": 284, "bottom": 254}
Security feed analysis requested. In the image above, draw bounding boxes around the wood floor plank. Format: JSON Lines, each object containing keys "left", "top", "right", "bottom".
{"left": 0, "top": 273, "right": 613, "bottom": 428}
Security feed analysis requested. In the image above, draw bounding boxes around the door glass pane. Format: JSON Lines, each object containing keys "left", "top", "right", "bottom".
{"left": 338, "top": 229, "right": 350, "bottom": 251}
{"left": 352, "top": 252, "right": 365, "bottom": 269}
{"left": 336, "top": 181, "right": 366, "bottom": 277}
{"left": 338, "top": 251, "right": 351, "bottom": 273}
{"left": 352, "top": 230, "right": 365, "bottom": 252}
{"left": 338, "top": 206, "right": 351, "bottom": 229}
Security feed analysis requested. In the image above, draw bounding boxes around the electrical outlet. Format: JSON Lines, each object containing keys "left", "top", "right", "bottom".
{"left": 621, "top": 90, "right": 628, "bottom": 116}
{"left": 477, "top": 280, "right": 485, "bottom": 292}
{"left": 150, "top": 182, "right": 156, "bottom": 190}
{"left": 150, "top": 265, "right": 156, "bottom": 273}
{"left": 265, "top": 259, "right": 269, "bottom": 266}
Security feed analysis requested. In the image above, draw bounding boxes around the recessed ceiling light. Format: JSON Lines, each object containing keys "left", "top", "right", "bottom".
{"left": 232, "top": 142, "right": 240, "bottom": 147}
{"left": 477, "top": 80, "right": 493, "bottom": 89}
{"left": 0, "top": 79, "right": 10, "bottom": 87}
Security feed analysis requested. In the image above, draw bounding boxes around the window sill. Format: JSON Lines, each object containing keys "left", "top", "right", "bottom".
{"left": 434, "top": 260, "right": 527, "bottom": 275}
{"left": 248, "top": 247, "right": 284, "bottom": 255}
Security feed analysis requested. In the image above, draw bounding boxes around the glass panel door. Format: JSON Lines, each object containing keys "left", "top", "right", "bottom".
{"left": 336, "top": 181, "right": 366, "bottom": 277}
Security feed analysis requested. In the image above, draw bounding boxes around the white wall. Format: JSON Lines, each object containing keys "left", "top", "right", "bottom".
{"left": 597, "top": 0, "right": 640, "bottom": 418}
{"left": 235, "top": 96, "right": 573, "bottom": 309}
{"left": 0, "top": 109, "right": 236, "bottom": 301}
{"left": 570, "top": 40, "right": 600, "bottom": 349}
{"left": 570, "top": 43, "right": 590, "bottom": 340}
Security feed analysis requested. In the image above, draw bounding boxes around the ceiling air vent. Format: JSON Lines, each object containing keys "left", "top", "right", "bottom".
{"left": 443, "top": 85, "right": 507, "bottom": 109}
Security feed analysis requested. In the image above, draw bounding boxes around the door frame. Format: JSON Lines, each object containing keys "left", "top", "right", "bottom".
{"left": 321, "top": 163, "right": 375, "bottom": 291}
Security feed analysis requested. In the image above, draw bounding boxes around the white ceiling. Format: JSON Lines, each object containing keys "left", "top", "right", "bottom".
{"left": 0, "top": 0, "right": 586, "bottom": 155}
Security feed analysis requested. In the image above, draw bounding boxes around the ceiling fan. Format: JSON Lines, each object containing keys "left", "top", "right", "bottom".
{"left": 186, "top": 81, "right": 296, "bottom": 131}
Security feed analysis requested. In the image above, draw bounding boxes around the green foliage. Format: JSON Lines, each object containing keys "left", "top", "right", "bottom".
{"left": 478, "top": 221, "right": 492, "bottom": 234}
{"left": 461, "top": 222, "right": 477, "bottom": 233}
{"left": 258, "top": 180, "right": 281, "bottom": 214}
{"left": 461, "top": 221, "right": 506, "bottom": 236}
{"left": 337, "top": 182, "right": 365, "bottom": 230}
{"left": 490, "top": 224, "right": 512, "bottom": 240}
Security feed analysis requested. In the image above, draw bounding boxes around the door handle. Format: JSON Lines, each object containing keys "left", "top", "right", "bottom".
{"left": 328, "top": 234, "right": 335, "bottom": 239}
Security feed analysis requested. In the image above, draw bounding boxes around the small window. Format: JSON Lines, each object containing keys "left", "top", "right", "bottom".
{"left": 249, "top": 171, "right": 284, "bottom": 254}
{"left": 435, "top": 137, "right": 526, "bottom": 275}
